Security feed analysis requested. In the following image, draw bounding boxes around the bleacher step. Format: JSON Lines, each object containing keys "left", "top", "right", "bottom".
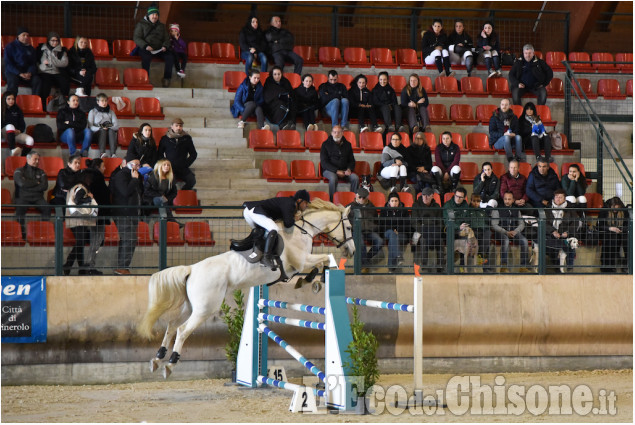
{"left": 193, "top": 158, "right": 255, "bottom": 169}
{"left": 163, "top": 106, "right": 229, "bottom": 118}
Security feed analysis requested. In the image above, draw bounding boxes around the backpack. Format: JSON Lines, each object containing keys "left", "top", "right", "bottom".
{"left": 31, "top": 123, "right": 56, "bottom": 143}
{"left": 501, "top": 50, "right": 515, "bottom": 66}
{"left": 549, "top": 131, "right": 563, "bottom": 150}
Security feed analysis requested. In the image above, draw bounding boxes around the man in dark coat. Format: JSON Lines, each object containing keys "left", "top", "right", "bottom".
{"left": 508, "top": 43, "right": 553, "bottom": 105}
{"left": 489, "top": 98, "right": 524, "bottom": 162}
{"left": 3, "top": 26, "right": 41, "bottom": 95}
{"left": 346, "top": 187, "right": 383, "bottom": 266}
{"left": 526, "top": 159, "right": 560, "bottom": 208}
{"left": 320, "top": 125, "right": 358, "bottom": 201}
{"left": 157, "top": 118, "right": 198, "bottom": 190}
{"left": 412, "top": 187, "right": 444, "bottom": 272}
{"left": 132, "top": 3, "right": 174, "bottom": 87}
{"left": 318, "top": 70, "right": 350, "bottom": 130}
{"left": 13, "top": 151, "right": 50, "bottom": 236}
{"left": 264, "top": 16, "right": 303, "bottom": 75}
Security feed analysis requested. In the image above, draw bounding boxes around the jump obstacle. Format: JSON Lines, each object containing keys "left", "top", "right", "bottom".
{"left": 236, "top": 265, "right": 424, "bottom": 413}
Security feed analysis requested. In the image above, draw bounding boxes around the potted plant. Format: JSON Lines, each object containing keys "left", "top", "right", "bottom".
{"left": 220, "top": 289, "right": 245, "bottom": 383}
{"left": 345, "top": 305, "right": 379, "bottom": 414}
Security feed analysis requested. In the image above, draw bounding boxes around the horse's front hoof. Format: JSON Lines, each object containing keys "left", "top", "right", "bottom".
{"left": 312, "top": 281, "right": 322, "bottom": 294}
{"left": 295, "top": 278, "right": 307, "bottom": 289}
{"left": 163, "top": 364, "right": 173, "bottom": 379}
{"left": 150, "top": 358, "right": 160, "bottom": 373}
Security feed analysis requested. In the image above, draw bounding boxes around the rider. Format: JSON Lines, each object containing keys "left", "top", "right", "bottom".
{"left": 243, "top": 189, "right": 311, "bottom": 269}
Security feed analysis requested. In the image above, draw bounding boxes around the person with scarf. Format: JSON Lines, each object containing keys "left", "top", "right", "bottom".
{"left": 598, "top": 197, "right": 628, "bottom": 273}
{"left": 168, "top": 23, "right": 187, "bottom": 78}
{"left": 348, "top": 74, "right": 379, "bottom": 133}
{"left": 544, "top": 189, "right": 578, "bottom": 273}
{"left": 88, "top": 93, "right": 120, "bottom": 158}
{"left": 4, "top": 26, "right": 41, "bottom": 96}
{"left": 519, "top": 102, "right": 552, "bottom": 162}
{"left": 421, "top": 18, "right": 455, "bottom": 77}
{"left": 157, "top": 118, "right": 197, "bottom": 190}
{"left": 1, "top": 91, "right": 34, "bottom": 157}
{"left": 36, "top": 31, "right": 70, "bottom": 109}
{"left": 238, "top": 15, "right": 268, "bottom": 75}
{"left": 63, "top": 171, "right": 97, "bottom": 276}
{"left": 489, "top": 98, "right": 524, "bottom": 162}
{"left": 67, "top": 35, "right": 97, "bottom": 97}
{"left": 133, "top": 3, "right": 174, "bottom": 87}
{"left": 126, "top": 123, "right": 158, "bottom": 171}
{"left": 263, "top": 66, "right": 296, "bottom": 129}
{"left": 56, "top": 94, "right": 92, "bottom": 156}
{"left": 380, "top": 132, "right": 410, "bottom": 193}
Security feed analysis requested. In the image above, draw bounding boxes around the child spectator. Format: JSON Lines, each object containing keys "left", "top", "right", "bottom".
{"left": 88, "top": 93, "right": 119, "bottom": 158}
{"left": 477, "top": 21, "right": 502, "bottom": 78}
{"left": 2, "top": 91, "right": 34, "bottom": 156}
{"left": 293, "top": 74, "right": 319, "bottom": 131}
{"left": 67, "top": 36, "right": 97, "bottom": 97}
{"left": 169, "top": 23, "right": 187, "bottom": 78}
{"left": 231, "top": 69, "right": 268, "bottom": 130}
{"left": 57, "top": 94, "right": 92, "bottom": 156}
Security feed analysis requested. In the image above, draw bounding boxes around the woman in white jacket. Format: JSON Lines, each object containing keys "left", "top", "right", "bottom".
{"left": 36, "top": 32, "right": 70, "bottom": 109}
{"left": 380, "top": 132, "right": 410, "bottom": 193}
{"left": 88, "top": 93, "right": 120, "bottom": 158}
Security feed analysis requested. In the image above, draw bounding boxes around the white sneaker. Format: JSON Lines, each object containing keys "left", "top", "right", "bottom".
{"left": 100, "top": 152, "right": 108, "bottom": 159}
{"left": 111, "top": 154, "right": 118, "bottom": 158}
{"left": 237, "top": 120, "right": 245, "bottom": 128}
{"left": 262, "top": 124, "right": 270, "bottom": 130}
{"left": 11, "top": 147, "right": 22, "bottom": 156}
{"left": 496, "top": 69, "right": 503, "bottom": 76}
{"left": 374, "top": 125, "right": 384, "bottom": 133}
{"left": 360, "top": 126, "right": 369, "bottom": 133}
{"left": 75, "top": 87, "right": 87, "bottom": 97}
{"left": 177, "top": 71, "right": 186, "bottom": 78}
{"left": 306, "top": 124, "right": 315, "bottom": 131}
{"left": 488, "top": 71, "right": 497, "bottom": 79}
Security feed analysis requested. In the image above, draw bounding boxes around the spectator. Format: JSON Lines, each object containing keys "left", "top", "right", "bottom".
{"left": 476, "top": 21, "right": 502, "bottom": 78}
{"left": 88, "top": 93, "right": 119, "bottom": 159}
{"left": 238, "top": 15, "right": 268, "bottom": 75}
{"left": 406, "top": 131, "right": 435, "bottom": 194}
{"left": 519, "top": 102, "right": 552, "bottom": 162}
{"left": 526, "top": 158, "right": 560, "bottom": 208}
{"left": 491, "top": 191, "right": 530, "bottom": 273}
{"left": 443, "top": 188, "right": 471, "bottom": 263}
{"left": 467, "top": 193, "right": 493, "bottom": 273}
{"left": 126, "top": 122, "right": 158, "bottom": 169}
{"left": 412, "top": 187, "right": 444, "bottom": 272}
{"left": 56, "top": 94, "right": 92, "bottom": 156}
{"left": 348, "top": 74, "right": 379, "bottom": 133}
{"left": 509, "top": 44, "right": 553, "bottom": 106}
{"left": 489, "top": 98, "right": 524, "bottom": 162}
{"left": 499, "top": 159, "right": 529, "bottom": 207}
{"left": 293, "top": 74, "right": 319, "bottom": 131}
{"left": 2, "top": 91, "right": 34, "bottom": 157}
{"left": 432, "top": 131, "right": 462, "bottom": 193}
{"left": 373, "top": 71, "right": 404, "bottom": 133}
{"left": 401, "top": 73, "right": 430, "bottom": 134}
{"left": 231, "top": 69, "right": 268, "bottom": 130}
{"left": 64, "top": 174, "right": 96, "bottom": 276}
{"left": 143, "top": 158, "right": 178, "bottom": 221}
{"left": 320, "top": 125, "right": 358, "bottom": 201}
{"left": 319, "top": 70, "right": 350, "bottom": 130}
{"left": 346, "top": 187, "right": 384, "bottom": 266}
{"left": 168, "top": 23, "right": 187, "bottom": 79}
{"left": 13, "top": 151, "right": 50, "bottom": 236}
{"left": 67, "top": 35, "right": 96, "bottom": 97}
{"left": 380, "top": 132, "right": 409, "bottom": 193}
{"left": 3, "top": 26, "right": 41, "bottom": 96}
{"left": 158, "top": 118, "right": 197, "bottom": 191}
{"left": 598, "top": 197, "right": 628, "bottom": 273}
{"left": 263, "top": 66, "right": 296, "bottom": 129}
{"left": 265, "top": 15, "right": 303, "bottom": 75}
{"left": 448, "top": 19, "right": 475, "bottom": 77}
{"left": 83, "top": 158, "right": 110, "bottom": 275}
{"left": 50, "top": 153, "right": 82, "bottom": 206}
{"left": 561, "top": 164, "right": 588, "bottom": 207}
{"left": 473, "top": 161, "right": 500, "bottom": 208}
{"left": 36, "top": 32, "right": 70, "bottom": 108}
{"left": 544, "top": 189, "right": 578, "bottom": 273}
{"left": 110, "top": 159, "right": 143, "bottom": 275}
{"left": 380, "top": 192, "right": 412, "bottom": 272}
{"left": 421, "top": 19, "right": 455, "bottom": 77}
{"left": 133, "top": 3, "right": 174, "bottom": 87}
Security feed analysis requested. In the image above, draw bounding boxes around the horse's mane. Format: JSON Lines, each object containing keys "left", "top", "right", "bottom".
{"left": 304, "top": 198, "right": 346, "bottom": 213}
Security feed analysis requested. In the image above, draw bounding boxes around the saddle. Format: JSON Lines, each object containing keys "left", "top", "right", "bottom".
{"left": 230, "top": 227, "right": 288, "bottom": 282}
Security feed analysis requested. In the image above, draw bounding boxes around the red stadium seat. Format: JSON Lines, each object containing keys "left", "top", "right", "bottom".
{"left": 153, "top": 127, "right": 169, "bottom": 142}
{"left": 450, "top": 104, "right": 477, "bottom": 125}
{"left": 572, "top": 78, "right": 597, "bottom": 99}
{"left": 95, "top": 68, "right": 124, "bottom": 89}
{"left": 627, "top": 80, "right": 633, "bottom": 97}
{"left": 389, "top": 75, "right": 407, "bottom": 93}
{"left": 4, "top": 156, "right": 26, "bottom": 178}
{"left": 459, "top": 161, "right": 479, "bottom": 183}
{"left": 26, "top": 221, "right": 56, "bottom": 246}
{"left": 592, "top": 52, "right": 616, "bottom": 72}
{"left": 333, "top": 191, "right": 355, "bottom": 206}
{"left": 1, "top": 35, "right": 15, "bottom": 54}
{"left": 112, "top": 39, "right": 137, "bottom": 61}
{"left": 291, "top": 160, "right": 319, "bottom": 182}
{"left": 117, "top": 127, "right": 136, "bottom": 148}
{"left": 354, "top": 160, "right": 371, "bottom": 177}
{"left": 466, "top": 133, "right": 493, "bottom": 154}
{"left": 60, "top": 37, "right": 75, "bottom": 50}
{"left": 533, "top": 51, "right": 543, "bottom": 60}
{"left": 435, "top": 76, "right": 461, "bottom": 97}
{"left": 476, "top": 104, "right": 498, "bottom": 123}
{"left": 597, "top": 79, "right": 626, "bottom": 100}
{"left": 342, "top": 130, "right": 360, "bottom": 153}
{"left": 262, "top": 159, "right": 291, "bottom": 182}
{"left": 360, "top": 132, "right": 383, "bottom": 153}
{"left": 585, "top": 192, "right": 604, "bottom": 216}
{"left": 370, "top": 48, "right": 396, "bottom": 68}
{"left": 16, "top": 95, "right": 45, "bottom": 117}
{"left": 2, "top": 220, "right": 25, "bottom": 246}
{"left": 30, "top": 36, "right": 47, "bottom": 48}
{"left": 545, "top": 78, "right": 564, "bottom": 99}
{"left": 89, "top": 38, "right": 111, "bottom": 60}
{"left": 312, "top": 74, "right": 328, "bottom": 88}
{"left": 365, "top": 74, "right": 378, "bottom": 90}
{"left": 211, "top": 43, "right": 239, "bottom": 64}
{"left": 187, "top": 42, "right": 213, "bottom": 63}
{"left": 338, "top": 74, "right": 354, "bottom": 88}
{"left": 386, "top": 132, "right": 410, "bottom": 147}
{"left": 185, "top": 222, "right": 215, "bottom": 246}
{"left": 545, "top": 51, "right": 566, "bottom": 71}
{"left": 304, "top": 130, "right": 328, "bottom": 153}
{"left": 39, "top": 156, "right": 64, "bottom": 180}
{"left": 249, "top": 129, "right": 276, "bottom": 151}
{"left": 568, "top": 52, "right": 593, "bottom": 71}
{"left": 535, "top": 105, "right": 556, "bottom": 126}
{"left": 343, "top": 47, "right": 371, "bottom": 68}
{"left": 318, "top": 47, "right": 345, "bottom": 66}
{"left": 173, "top": 190, "right": 203, "bottom": 214}
{"left": 443, "top": 192, "right": 455, "bottom": 204}
{"left": 284, "top": 73, "right": 301, "bottom": 88}
{"left": 153, "top": 221, "right": 185, "bottom": 246}
{"left": 277, "top": 130, "right": 304, "bottom": 152}
{"left": 551, "top": 132, "right": 574, "bottom": 155}
{"left": 422, "top": 132, "right": 437, "bottom": 149}
{"left": 367, "top": 191, "right": 385, "bottom": 207}
{"left": 460, "top": 77, "right": 485, "bottom": 97}
{"left": 486, "top": 78, "right": 510, "bottom": 96}
{"left": 293, "top": 45, "right": 319, "bottom": 66}
{"left": 108, "top": 96, "right": 134, "bottom": 119}
{"left": 615, "top": 53, "right": 633, "bottom": 72}
{"left": 102, "top": 222, "right": 120, "bottom": 246}
{"left": 137, "top": 221, "right": 154, "bottom": 246}
{"left": 135, "top": 97, "right": 164, "bottom": 120}
{"left": 428, "top": 104, "right": 451, "bottom": 124}
{"left": 397, "top": 192, "right": 414, "bottom": 207}
{"left": 309, "top": 191, "right": 329, "bottom": 202}
{"left": 491, "top": 162, "right": 505, "bottom": 177}
{"left": 276, "top": 191, "right": 296, "bottom": 198}
{"left": 1, "top": 188, "right": 14, "bottom": 214}
{"left": 396, "top": 48, "right": 421, "bottom": 69}
{"left": 438, "top": 132, "right": 467, "bottom": 153}
{"left": 419, "top": 75, "right": 436, "bottom": 95}
{"left": 518, "top": 162, "right": 532, "bottom": 178}
{"left": 223, "top": 70, "right": 245, "bottom": 92}
{"left": 124, "top": 68, "right": 152, "bottom": 90}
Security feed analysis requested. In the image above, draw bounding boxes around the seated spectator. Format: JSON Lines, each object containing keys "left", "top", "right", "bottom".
{"left": 373, "top": 71, "right": 404, "bottom": 133}
{"left": 381, "top": 192, "right": 412, "bottom": 272}
{"left": 509, "top": 44, "right": 553, "bottom": 105}
{"left": 526, "top": 158, "right": 560, "bottom": 208}
{"left": 56, "top": 94, "right": 92, "bottom": 156}
{"left": 36, "top": 32, "right": 70, "bottom": 108}
{"left": 83, "top": 158, "right": 110, "bottom": 275}
{"left": 265, "top": 15, "right": 303, "bottom": 75}
{"left": 346, "top": 187, "right": 384, "bottom": 266}
{"left": 88, "top": 93, "right": 119, "bottom": 158}
{"left": 412, "top": 187, "right": 444, "bottom": 272}
{"left": 67, "top": 35, "right": 96, "bottom": 97}
{"left": 263, "top": 66, "right": 296, "bottom": 130}
{"left": 126, "top": 122, "right": 158, "bottom": 170}
{"left": 432, "top": 131, "right": 461, "bottom": 193}
{"left": 448, "top": 19, "right": 475, "bottom": 76}
{"left": 51, "top": 153, "right": 82, "bottom": 206}
{"left": 158, "top": 118, "right": 197, "bottom": 191}
{"left": 561, "top": 164, "right": 588, "bottom": 208}
{"left": 491, "top": 191, "right": 530, "bottom": 273}
{"left": 473, "top": 161, "right": 500, "bottom": 208}
{"left": 380, "top": 132, "right": 410, "bottom": 193}
{"left": 231, "top": 69, "right": 268, "bottom": 130}
{"left": 143, "top": 158, "right": 179, "bottom": 220}
{"left": 443, "top": 187, "right": 472, "bottom": 268}
{"left": 168, "top": 23, "right": 187, "bottom": 78}
{"left": 13, "top": 151, "right": 50, "bottom": 236}
{"left": 320, "top": 125, "right": 358, "bottom": 201}
{"left": 476, "top": 21, "right": 502, "bottom": 78}
{"left": 238, "top": 15, "right": 268, "bottom": 75}
{"left": 294, "top": 74, "right": 319, "bottom": 131}
{"left": 348, "top": 74, "right": 379, "bottom": 133}
{"left": 2, "top": 91, "right": 34, "bottom": 157}
{"left": 401, "top": 74, "right": 430, "bottom": 134}
{"left": 421, "top": 19, "right": 455, "bottom": 77}
{"left": 598, "top": 197, "right": 629, "bottom": 273}
{"left": 519, "top": 102, "right": 552, "bottom": 162}
{"left": 3, "top": 26, "right": 41, "bottom": 96}
{"left": 318, "top": 70, "right": 349, "bottom": 130}
{"left": 499, "top": 159, "right": 529, "bottom": 208}
{"left": 133, "top": 3, "right": 174, "bottom": 87}
{"left": 467, "top": 193, "right": 493, "bottom": 273}
{"left": 406, "top": 131, "right": 435, "bottom": 194}
{"left": 544, "top": 189, "right": 578, "bottom": 273}
{"left": 489, "top": 98, "right": 524, "bottom": 162}
{"left": 64, "top": 173, "right": 96, "bottom": 276}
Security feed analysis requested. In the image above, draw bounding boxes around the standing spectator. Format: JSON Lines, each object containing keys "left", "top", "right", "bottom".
{"left": 265, "top": 15, "right": 303, "bottom": 75}
{"left": 57, "top": 94, "right": 92, "bottom": 156}
{"left": 67, "top": 35, "right": 96, "bottom": 97}
{"left": 88, "top": 93, "right": 119, "bottom": 158}
{"left": 320, "top": 125, "right": 358, "bottom": 201}
{"left": 412, "top": 187, "right": 444, "bottom": 272}
{"left": 50, "top": 153, "right": 82, "bottom": 206}
{"left": 477, "top": 21, "right": 502, "bottom": 78}
{"left": 380, "top": 132, "right": 409, "bottom": 193}
{"left": 448, "top": 19, "right": 475, "bottom": 76}
{"left": 421, "top": 19, "right": 455, "bottom": 77}
{"left": 143, "top": 158, "right": 178, "bottom": 220}
{"left": 133, "top": 3, "right": 174, "bottom": 87}
{"left": 380, "top": 192, "right": 412, "bottom": 272}
{"left": 348, "top": 74, "right": 378, "bottom": 133}
{"left": 2, "top": 91, "right": 34, "bottom": 157}
{"left": 491, "top": 191, "right": 530, "bottom": 273}
{"left": 598, "top": 197, "right": 628, "bottom": 273}
{"left": 83, "top": 159, "right": 110, "bottom": 275}
{"left": 519, "top": 102, "right": 552, "bottom": 162}
{"left": 238, "top": 15, "right": 268, "bottom": 75}
{"left": 346, "top": 187, "right": 384, "bottom": 266}
{"left": 3, "top": 26, "right": 41, "bottom": 96}
{"left": 231, "top": 69, "right": 268, "bottom": 130}
{"left": 401, "top": 73, "right": 430, "bottom": 134}
{"left": 110, "top": 159, "right": 143, "bottom": 275}
{"left": 499, "top": 159, "right": 529, "bottom": 207}
{"left": 489, "top": 98, "right": 524, "bottom": 162}
{"left": 509, "top": 44, "right": 553, "bottom": 105}
{"left": 406, "top": 131, "right": 435, "bottom": 194}
{"left": 319, "top": 70, "right": 350, "bottom": 130}
{"left": 432, "top": 131, "right": 462, "bottom": 193}
{"left": 544, "top": 189, "right": 578, "bottom": 273}
{"left": 126, "top": 123, "right": 158, "bottom": 169}
{"left": 294, "top": 74, "right": 319, "bottom": 131}
{"left": 36, "top": 32, "right": 70, "bottom": 108}
{"left": 168, "top": 23, "right": 187, "bottom": 78}
{"left": 561, "top": 164, "right": 588, "bottom": 208}
{"left": 526, "top": 158, "right": 560, "bottom": 208}
{"left": 64, "top": 175, "right": 96, "bottom": 276}
{"left": 158, "top": 118, "right": 197, "bottom": 190}
{"left": 263, "top": 66, "right": 296, "bottom": 129}
{"left": 473, "top": 161, "right": 500, "bottom": 208}
{"left": 373, "top": 71, "right": 404, "bottom": 133}
{"left": 467, "top": 193, "right": 493, "bottom": 272}
{"left": 13, "top": 151, "right": 50, "bottom": 236}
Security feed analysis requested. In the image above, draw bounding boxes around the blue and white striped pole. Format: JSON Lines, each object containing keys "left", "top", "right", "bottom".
{"left": 257, "top": 375, "right": 325, "bottom": 398}
{"left": 346, "top": 297, "right": 414, "bottom": 313}
{"left": 258, "top": 313, "right": 326, "bottom": 330}
{"left": 258, "top": 299, "right": 326, "bottom": 315}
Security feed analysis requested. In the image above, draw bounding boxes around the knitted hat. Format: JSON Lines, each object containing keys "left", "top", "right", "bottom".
{"left": 387, "top": 192, "right": 400, "bottom": 202}
{"left": 16, "top": 26, "right": 29, "bottom": 37}
{"left": 147, "top": 4, "right": 159, "bottom": 16}
{"left": 169, "top": 23, "right": 180, "bottom": 35}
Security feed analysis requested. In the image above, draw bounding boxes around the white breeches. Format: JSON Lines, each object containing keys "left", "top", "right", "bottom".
{"left": 481, "top": 50, "right": 499, "bottom": 58}
{"left": 566, "top": 195, "right": 587, "bottom": 204}
{"left": 479, "top": 200, "right": 499, "bottom": 208}
{"left": 243, "top": 207, "right": 278, "bottom": 233}
{"left": 424, "top": 49, "right": 449, "bottom": 65}
{"left": 448, "top": 46, "right": 473, "bottom": 65}
{"left": 380, "top": 164, "right": 408, "bottom": 179}
{"left": 431, "top": 165, "right": 461, "bottom": 177}
{"left": 2, "top": 125, "right": 34, "bottom": 146}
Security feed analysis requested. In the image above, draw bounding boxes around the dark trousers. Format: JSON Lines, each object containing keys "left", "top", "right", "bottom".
{"left": 474, "top": 228, "right": 492, "bottom": 270}
{"left": 406, "top": 105, "right": 430, "bottom": 129}
{"left": 272, "top": 50, "right": 303, "bottom": 75}
{"left": 297, "top": 107, "right": 316, "bottom": 129}
{"left": 139, "top": 49, "right": 175, "bottom": 79}
{"left": 350, "top": 105, "right": 377, "bottom": 128}
{"left": 242, "top": 101, "right": 265, "bottom": 128}
{"left": 69, "top": 70, "right": 94, "bottom": 95}
{"left": 16, "top": 197, "right": 50, "bottom": 236}
{"left": 601, "top": 233, "right": 627, "bottom": 267}
{"left": 172, "top": 51, "right": 188, "bottom": 72}
{"left": 415, "top": 230, "right": 444, "bottom": 268}
{"left": 39, "top": 73, "right": 70, "bottom": 108}
{"left": 114, "top": 217, "right": 138, "bottom": 269}
{"left": 376, "top": 104, "right": 402, "bottom": 128}
{"left": 174, "top": 167, "right": 196, "bottom": 190}
{"left": 66, "top": 225, "right": 91, "bottom": 268}
{"left": 4, "top": 72, "right": 41, "bottom": 97}
{"left": 528, "top": 135, "right": 552, "bottom": 159}
{"left": 512, "top": 86, "right": 547, "bottom": 105}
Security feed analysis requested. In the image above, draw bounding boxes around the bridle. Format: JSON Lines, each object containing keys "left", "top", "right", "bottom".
{"left": 295, "top": 214, "right": 353, "bottom": 248}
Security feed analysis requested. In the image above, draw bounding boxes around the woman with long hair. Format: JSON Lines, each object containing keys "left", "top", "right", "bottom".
{"left": 36, "top": 31, "right": 70, "bottom": 108}
{"left": 519, "top": 102, "right": 551, "bottom": 162}
{"left": 143, "top": 158, "right": 178, "bottom": 220}
{"left": 598, "top": 197, "right": 628, "bottom": 273}
{"left": 67, "top": 35, "right": 96, "bottom": 97}
{"left": 126, "top": 122, "right": 158, "bottom": 170}
{"left": 82, "top": 158, "right": 110, "bottom": 275}
{"left": 477, "top": 21, "right": 502, "bottom": 78}
{"left": 401, "top": 73, "right": 430, "bottom": 134}
{"left": 1, "top": 91, "right": 34, "bottom": 156}
{"left": 421, "top": 18, "right": 454, "bottom": 77}
{"left": 448, "top": 19, "right": 475, "bottom": 76}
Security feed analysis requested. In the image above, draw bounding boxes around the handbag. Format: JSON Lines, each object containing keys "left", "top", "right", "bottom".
{"left": 67, "top": 184, "right": 98, "bottom": 217}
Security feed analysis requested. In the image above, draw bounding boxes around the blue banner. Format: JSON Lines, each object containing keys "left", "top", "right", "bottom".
{"left": 1, "top": 276, "right": 47, "bottom": 343}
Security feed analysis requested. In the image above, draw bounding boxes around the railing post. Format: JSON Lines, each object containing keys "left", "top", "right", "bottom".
{"left": 597, "top": 127, "right": 604, "bottom": 195}
{"left": 628, "top": 210, "right": 633, "bottom": 274}
{"left": 63, "top": 1, "right": 72, "bottom": 38}
{"left": 446, "top": 210, "right": 455, "bottom": 274}
{"left": 537, "top": 209, "right": 547, "bottom": 275}
{"left": 332, "top": 6, "right": 339, "bottom": 47}
{"left": 564, "top": 12, "right": 570, "bottom": 55}
{"left": 564, "top": 70, "right": 572, "bottom": 143}
{"left": 410, "top": 9, "right": 418, "bottom": 50}
{"left": 158, "top": 215, "right": 167, "bottom": 270}
{"left": 54, "top": 206, "right": 64, "bottom": 276}
{"left": 352, "top": 208, "right": 362, "bottom": 275}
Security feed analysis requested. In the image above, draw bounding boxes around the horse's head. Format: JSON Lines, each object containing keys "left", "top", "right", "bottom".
{"left": 301, "top": 200, "right": 355, "bottom": 258}
{"left": 340, "top": 205, "right": 355, "bottom": 258}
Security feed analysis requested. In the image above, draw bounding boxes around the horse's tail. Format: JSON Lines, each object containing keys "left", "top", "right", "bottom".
{"left": 137, "top": 265, "right": 192, "bottom": 340}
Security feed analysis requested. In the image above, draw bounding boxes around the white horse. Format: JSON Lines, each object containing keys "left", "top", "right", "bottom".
{"left": 138, "top": 199, "right": 354, "bottom": 378}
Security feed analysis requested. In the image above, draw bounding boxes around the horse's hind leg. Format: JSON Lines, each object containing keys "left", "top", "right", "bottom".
{"left": 163, "top": 312, "right": 210, "bottom": 379}
{"left": 151, "top": 304, "right": 191, "bottom": 373}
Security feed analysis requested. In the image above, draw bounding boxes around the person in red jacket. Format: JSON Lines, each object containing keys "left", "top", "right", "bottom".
{"left": 499, "top": 159, "right": 529, "bottom": 208}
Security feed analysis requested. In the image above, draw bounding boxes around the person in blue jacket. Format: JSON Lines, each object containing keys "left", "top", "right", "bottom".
{"left": 525, "top": 158, "right": 560, "bottom": 208}
{"left": 231, "top": 69, "right": 269, "bottom": 130}
{"left": 3, "top": 26, "right": 42, "bottom": 95}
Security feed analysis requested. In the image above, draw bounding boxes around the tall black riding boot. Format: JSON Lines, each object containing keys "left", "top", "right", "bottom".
{"left": 434, "top": 56, "right": 443, "bottom": 73}
{"left": 442, "top": 56, "right": 453, "bottom": 76}
{"left": 484, "top": 57, "right": 493, "bottom": 74}
{"left": 465, "top": 56, "right": 474, "bottom": 76}
{"left": 493, "top": 55, "right": 501, "bottom": 72}
{"left": 262, "top": 230, "right": 278, "bottom": 270}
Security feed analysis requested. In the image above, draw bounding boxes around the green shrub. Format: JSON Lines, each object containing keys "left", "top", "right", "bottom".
{"left": 220, "top": 290, "right": 245, "bottom": 370}
{"left": 345, "top": 305, "right": 379, "bottom": 397}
